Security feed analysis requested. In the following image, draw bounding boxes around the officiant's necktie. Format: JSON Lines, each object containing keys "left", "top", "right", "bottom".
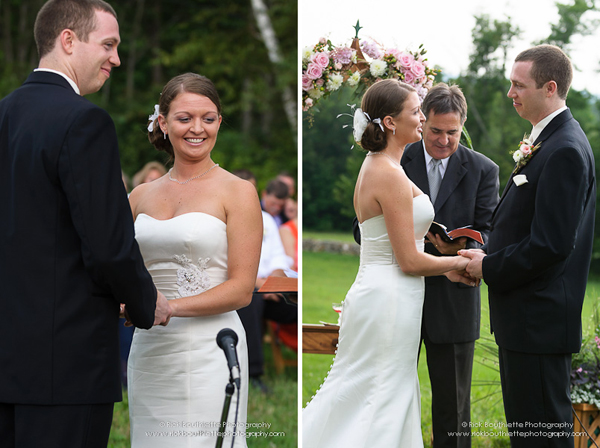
{"left": 428, "top": 158, "right": 442, "bottom": 204}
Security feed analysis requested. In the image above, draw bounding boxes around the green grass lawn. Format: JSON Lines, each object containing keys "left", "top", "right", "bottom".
{"left": 108, "top": 342, "right": 298, "bottom": 448}
{"left": 302, "top": 249, "right": 600, "bottom": 447}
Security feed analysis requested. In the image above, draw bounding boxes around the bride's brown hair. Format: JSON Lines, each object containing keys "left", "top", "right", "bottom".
{"left": 359, "top": 79, "right": 415, "bottom": 153}
{"left": 148, "top": 73, "right": 221, "bottom": 160}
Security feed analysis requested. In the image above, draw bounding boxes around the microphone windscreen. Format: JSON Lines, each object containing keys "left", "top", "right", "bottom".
{"left": 216, "top": 328, "right": 238, "bottom": 349}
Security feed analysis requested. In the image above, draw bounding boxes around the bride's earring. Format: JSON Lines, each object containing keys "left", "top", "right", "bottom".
{"left": 393, "top": 128, "right": 396, "bottom": 136}
{"left": 163, "top": 130, "right": 167, "bottom": 140}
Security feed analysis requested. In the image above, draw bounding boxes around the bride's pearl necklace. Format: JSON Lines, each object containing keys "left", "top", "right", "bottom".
{"left": 168, "top": 163, "right": 219, "bottom": 185}
{"left": 366, "top": 151, "right": 400, "bottom": 166}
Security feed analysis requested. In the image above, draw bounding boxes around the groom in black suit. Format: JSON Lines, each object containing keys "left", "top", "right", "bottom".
{"left": 353, "top": 83, "right": 499, "bottom": 447}
{"left": 0, "top": 1, "right": 171, "bottom": 446}
{"left": 463, "top": 45, "right": 596, "bottom": 447}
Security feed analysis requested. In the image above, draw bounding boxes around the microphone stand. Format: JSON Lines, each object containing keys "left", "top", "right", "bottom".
{"left": 215, "top": 378, "right": 235, "bottom": 448}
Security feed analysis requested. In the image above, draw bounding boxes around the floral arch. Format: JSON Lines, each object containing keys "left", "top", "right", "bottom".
{"left": 302, "top": 26, "right": 440, "bottom": 115}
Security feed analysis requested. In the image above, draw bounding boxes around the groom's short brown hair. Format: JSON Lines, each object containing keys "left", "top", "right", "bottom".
{"left": 34, "top": 0, "right": 117, "bottom": 58}
{"left": 515, "top": 45, "right": 573, "bottom": 100}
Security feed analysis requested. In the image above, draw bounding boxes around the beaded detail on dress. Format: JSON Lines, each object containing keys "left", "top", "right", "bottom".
{"left": 173, "top": 254, "right": 211, "bottom": 297}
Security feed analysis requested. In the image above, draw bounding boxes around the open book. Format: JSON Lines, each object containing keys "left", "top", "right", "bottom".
{"left": 428, "top": 222, "right": 484, "bottom": 245}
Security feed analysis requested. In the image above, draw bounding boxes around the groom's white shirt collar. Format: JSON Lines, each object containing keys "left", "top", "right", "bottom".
{"left": 530, "top": 106, "right": 568, "bottom": 143}
{"left": 34, "top": 68, "right": 81, "bottom": 95}
{"left": 422, "top": 140, "right": 450, "bottom": 178}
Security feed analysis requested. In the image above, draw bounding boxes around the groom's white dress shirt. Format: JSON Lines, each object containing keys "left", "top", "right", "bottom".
{"left": 530, "top": 105, "right": 568, "bottom": 143}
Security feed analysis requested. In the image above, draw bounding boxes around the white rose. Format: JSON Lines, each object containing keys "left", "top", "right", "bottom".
{"left": 326, "top": 73, "right": 344, "bottom": 91}
{"left": 302, "top": 46, "right": 313, "bottom": 63}
{"left": 370, "top": 60, "right": 387, "bottom": 78}
{"left": 308, "top": 88, "right": 324, "bottom": 100}
{"left": 347, "top": 72, "right": 361, "bottom": 87}
{"left": 513, "top": 150, "right": 524, "bottom": 163}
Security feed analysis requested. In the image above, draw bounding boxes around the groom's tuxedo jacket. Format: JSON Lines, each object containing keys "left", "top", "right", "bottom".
{"left": 402, "top": 142, "right": 499, "bottom": 343}
{"left": 483, "top": 109, "right": 596, "bottom": 354}
{"left": 0, "top": 72, "right": 156, "bottom": 404}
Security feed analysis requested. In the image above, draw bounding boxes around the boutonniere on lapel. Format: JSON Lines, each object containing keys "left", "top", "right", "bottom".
{"left": 510, "top": 134, "right": 541, "bottom": 174}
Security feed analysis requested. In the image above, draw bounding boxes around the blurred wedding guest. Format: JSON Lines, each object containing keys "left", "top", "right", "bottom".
{"left": 276, "top": 171, "right": 296, "bottom": 224}
{"left": 127, "top": 73, "right": 262, "bottom": 447}
{"left": 0, "top": 0, "right": 169, "bottom": 445}
{"left": 233, "top": 168, "right": 257, "bottom": 188}
{"left": 261, "top": 178, "right": 289, "bottom": 227}
{"left": 234, "top": 170, "right": 296, "bottom": 393}
{"left": 132, "top": 160, "right": 166, "bottom": 188}
{"left": 276, "top": 170, "right": 296, "bottom": 197}
{"left": 279, "top": 198, "right": 298, "bottom": 271}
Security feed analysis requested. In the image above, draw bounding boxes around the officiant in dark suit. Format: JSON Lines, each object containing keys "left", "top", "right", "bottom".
{"left": 0, "top": 1, "right": 170, "bottom": 446}
{"left": 463, "top": 45, "right": 596, "bottom": 448}
{"left": 354, "top": 83, "right": 499, "bottom": 447}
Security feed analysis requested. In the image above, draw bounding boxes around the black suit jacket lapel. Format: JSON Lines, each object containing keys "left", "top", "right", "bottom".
{"left": 402, "top": 141, "right": 429, "bottom": 194}
{"left": 492, "top": 109, "right": 573, "bottom": 222}
{"left": 435, "top": 145, "right": 468, "bottom": 211}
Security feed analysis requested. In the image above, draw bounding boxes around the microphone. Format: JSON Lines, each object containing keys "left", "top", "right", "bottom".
{"left": 216, "top": 328, "right": 241, "bottom": 388}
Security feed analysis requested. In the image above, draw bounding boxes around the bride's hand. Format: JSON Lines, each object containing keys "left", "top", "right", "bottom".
{"left": 445, "top": 269, "right": 479, "bottom": 287}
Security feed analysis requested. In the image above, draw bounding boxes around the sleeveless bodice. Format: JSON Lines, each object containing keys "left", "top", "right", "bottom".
{"left": 358, "top": 194, "right": 434, "bottom": 265}
{"left": 135, "top": 212, "right": 228, "bottom": 299}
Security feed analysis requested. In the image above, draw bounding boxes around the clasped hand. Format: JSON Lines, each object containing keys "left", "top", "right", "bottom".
{"left": 444, "top": 250, "right": 485, "bottom": 287}
{"left": 121, "top": 290, "right": 172, "bottom": 327}
{"left": 458, "top": 249, "right": 486, "bottom": 280}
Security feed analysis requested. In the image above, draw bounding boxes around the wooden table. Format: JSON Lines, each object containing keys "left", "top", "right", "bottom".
{"left": 302, "top": 324, "right": 340, "bottom": 354}
{"left": 257, "top": 276, "right": 297, "bottom": 305}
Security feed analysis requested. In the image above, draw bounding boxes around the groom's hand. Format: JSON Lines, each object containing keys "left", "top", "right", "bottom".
{"left": 153, "top": 291, "right": 172, "bottom": 326}
{"left": 459, "top": 249, "right": 486, "bottom": 279}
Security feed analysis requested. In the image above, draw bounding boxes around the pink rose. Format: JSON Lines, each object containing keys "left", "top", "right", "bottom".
{"left": 302, "top": 74, "right": 312, "bottom": 91}
{"left": 316, "top": 79, "right": 324, "bottom": 87}
{"left": 410, "top": 60, "right": 426, "bottom": 78}
{"left": 520, "top": 146, "right": 532, "bottom": 156}
{"left": 403, "top": 70, "right": 415, "bottom": 84}
{"left": 311, "top": 51, "right": 330, "bottom": 68}
{"left": 319, "top": 37, "right": 327, "bottom": 44}
{"left": 303, "top": 98, "right": 314, "bottom": 111}
{"left": 305, "top": 62, "right": 323, "bottom": 80}
{"left": 386, "top": 48, "right": 402, "bottom": 61}
{"left": 398, "top": 53, "right": 414, "bottom": 69}
{"left": 334, "top": 62, "right": 343, "bottom": 70}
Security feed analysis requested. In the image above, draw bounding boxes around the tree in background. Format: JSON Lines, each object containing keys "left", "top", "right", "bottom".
{"left": 0, "top": 0, "right": 297, "bottom": 190}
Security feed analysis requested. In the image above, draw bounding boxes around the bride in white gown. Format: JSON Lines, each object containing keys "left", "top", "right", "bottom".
{"left": 126, "top": 73, "right": 262, "bottom": 448}
{"left": 302, "top": 80, "right": 473, "bottom": 447}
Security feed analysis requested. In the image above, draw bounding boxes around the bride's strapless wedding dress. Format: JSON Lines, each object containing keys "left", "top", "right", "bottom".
{"left": 303, "top": 195, "right": 434, "bottom": 448}
{"left": 128, "top": 212, "right": 248, "bottom": 448}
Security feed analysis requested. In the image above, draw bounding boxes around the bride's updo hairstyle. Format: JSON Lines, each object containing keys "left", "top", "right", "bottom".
{"left": 359, "top": 79, "right": 416, "bottom": 153}
{"left": 148, "top": 73, "right": 222, "bottom": 159}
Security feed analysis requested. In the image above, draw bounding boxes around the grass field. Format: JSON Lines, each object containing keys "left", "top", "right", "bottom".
{"left": 302, "top": 248, "right": 600, "bottom": 448}
{"left": 108, "top": 341, "right": 298, "bottom": 448}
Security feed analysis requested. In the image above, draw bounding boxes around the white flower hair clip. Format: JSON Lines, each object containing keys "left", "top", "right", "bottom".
{"left": 337, "top": 104, "right": 385, "bottom": 146}
{"left": 147, "top": 104, "right": 160, "bottom": 132}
